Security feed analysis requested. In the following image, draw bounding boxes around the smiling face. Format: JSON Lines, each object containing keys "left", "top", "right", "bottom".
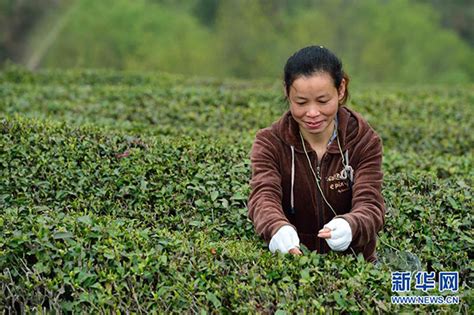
{"left": 287, "top": 72, "right": 346, "bottom": 144}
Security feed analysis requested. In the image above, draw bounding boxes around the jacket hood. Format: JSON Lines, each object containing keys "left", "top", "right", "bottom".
{"left": 270, "top": 106, "right": 368, "bottom": 154}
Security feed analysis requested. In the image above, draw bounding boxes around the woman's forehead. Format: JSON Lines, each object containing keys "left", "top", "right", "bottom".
{"left": 290, "top": 73, "right": 336, "bottom": 95}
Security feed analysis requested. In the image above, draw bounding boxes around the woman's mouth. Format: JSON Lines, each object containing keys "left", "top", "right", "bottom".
{"left": 305, "top": 120, "right": 324, "bottom": 129}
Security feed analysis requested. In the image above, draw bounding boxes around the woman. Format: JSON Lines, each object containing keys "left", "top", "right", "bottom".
{"left": 248, "top": 46, "right": 385, "bottom": 263}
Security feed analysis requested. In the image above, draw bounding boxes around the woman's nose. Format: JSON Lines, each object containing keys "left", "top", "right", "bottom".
{"left": 306, "top": 106, "right": 320, "bottom": 117}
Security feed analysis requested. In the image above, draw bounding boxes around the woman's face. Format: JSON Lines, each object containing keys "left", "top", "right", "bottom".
{"left": 287, "top": 72, "right": 345, "bottom": 139}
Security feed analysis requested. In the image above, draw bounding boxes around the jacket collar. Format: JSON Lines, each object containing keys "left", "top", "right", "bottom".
{"left": 271, "top": 106, "right": 364, "bottom": 154}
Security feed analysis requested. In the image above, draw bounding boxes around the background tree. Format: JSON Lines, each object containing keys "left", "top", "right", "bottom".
{"left": 0, "top": 0, "right": 59, "bottom": 63}
{"left": 416, "top": 0, "right": 474, "bottom": 46}
{"left": 1, "top": 0, "right": 472, "bottom": 83}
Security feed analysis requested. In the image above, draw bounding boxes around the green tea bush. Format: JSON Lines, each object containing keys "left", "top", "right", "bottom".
{"left": 1, "top": 66, "right": 472, "bottom": 154}
{"left": 0, "top": 67, "right": 472, "bottom": 313}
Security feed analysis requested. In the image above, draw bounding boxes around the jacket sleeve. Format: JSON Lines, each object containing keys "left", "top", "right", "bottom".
{"left": 337, "top": 134, "right": 385, "bottom": 248}
{"left": 247, "top": 130, "right": 294, "bottom": 243}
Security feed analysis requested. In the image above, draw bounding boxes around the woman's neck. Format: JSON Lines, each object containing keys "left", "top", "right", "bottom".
{"left": 300, "top": 119, "right": 336, "bottom": 149}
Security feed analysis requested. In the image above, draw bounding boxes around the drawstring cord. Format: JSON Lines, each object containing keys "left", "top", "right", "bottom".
{"left": 290, "top": 145, "right": 295, "bottom": 214}
{"left": 337, "top": 136, "right": 354, "bottom": 189}
{"left": 298, "top": 129, "right": 358, "bottom": 257}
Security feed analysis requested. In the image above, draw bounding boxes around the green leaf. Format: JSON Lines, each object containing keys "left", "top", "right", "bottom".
{"left": 195, "top": 199, "right": 205, "bottom": 207}
{"left": 33, "top": 261, "right": 50, "bottom": 274}
{"left": 103, "top": 251, "right": 115, "bottom": 259}
{"left": 53, "top": 231, "right": 73, "bottom": 240}
{"left": 447, "top": 196, "right": 459, "bottom": 210}
{"left": 206, "top": 292, "right": 221, "bottom": 308}
{"left": 334, "top": 292, "right": 347, "bottom": 307}
{"left": 300, "top": 268, "right": 310, "bottom": 281}
{"left": 210, "top": 191, "right": 219, "bottom": 201}
{"left": 221, "top": 198, "right": 229, "bottom": 208}
{"left": 299, "top": 256, "right": 309, "bottom": 266}
{"left": 230, "top": 192, "right": 246, "bottom": 200}
{"left": 77, "top": 215, "right": 92, "bottom": 225}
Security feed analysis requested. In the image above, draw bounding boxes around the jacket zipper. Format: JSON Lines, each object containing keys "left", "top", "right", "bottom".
{"left": 314, "top": 155, "right": 325, "bottom": 253}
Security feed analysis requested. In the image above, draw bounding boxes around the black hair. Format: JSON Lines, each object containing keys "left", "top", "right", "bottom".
{"left": 283, "top": 45, "right": 350, "bottom": 105}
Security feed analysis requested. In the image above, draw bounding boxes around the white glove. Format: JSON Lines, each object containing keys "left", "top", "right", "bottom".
{"left": 269, "top": 225, "right": 300, "bottom": 254}
{"left": 323, "top": 218, "right": 352, "bottom": 251}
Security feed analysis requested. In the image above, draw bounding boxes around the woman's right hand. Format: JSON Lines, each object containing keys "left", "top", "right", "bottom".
{"left": 269, "top": 225, "right": 301, "bottom": 255}
{"left": 289, "top": 248, "right": 303, "bottom": 255}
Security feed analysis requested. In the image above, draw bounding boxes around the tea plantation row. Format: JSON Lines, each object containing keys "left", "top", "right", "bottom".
{"left": 0, "top": 67, "right": 472, "bottom": 313}
{"left": 1, "top": 66, "right": 472, "bottom": 154}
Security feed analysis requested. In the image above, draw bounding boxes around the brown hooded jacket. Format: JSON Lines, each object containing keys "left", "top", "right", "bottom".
{"left": 248, "top": 106, "right": 385, "bottom": 262}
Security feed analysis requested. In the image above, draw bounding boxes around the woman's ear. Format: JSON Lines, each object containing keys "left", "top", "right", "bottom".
{"left": 338, "top": 78, "right": 346, "bottom": 102}
{"left": 282, "top": 82, "right": 289, "bottom": 100}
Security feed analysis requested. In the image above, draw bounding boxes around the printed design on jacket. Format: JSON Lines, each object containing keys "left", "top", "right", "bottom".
{"left": 327, "top": 170, "right": 351, "bottom": 193}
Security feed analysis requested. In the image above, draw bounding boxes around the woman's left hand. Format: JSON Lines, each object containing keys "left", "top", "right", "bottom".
{"left": 317, "top": 218, "right": 352, "bottom": 251}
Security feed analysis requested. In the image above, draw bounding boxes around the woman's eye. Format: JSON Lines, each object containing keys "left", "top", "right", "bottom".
{"left": 296, "top": 102, "right": 306, "bottom": 105}
{"left": 319, "top": 100, "right": 329, "bottom": 104}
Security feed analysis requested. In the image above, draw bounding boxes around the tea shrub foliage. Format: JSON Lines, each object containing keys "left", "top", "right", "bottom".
{"left": 0, "top": 66, "right": 472, "bottom": 313}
